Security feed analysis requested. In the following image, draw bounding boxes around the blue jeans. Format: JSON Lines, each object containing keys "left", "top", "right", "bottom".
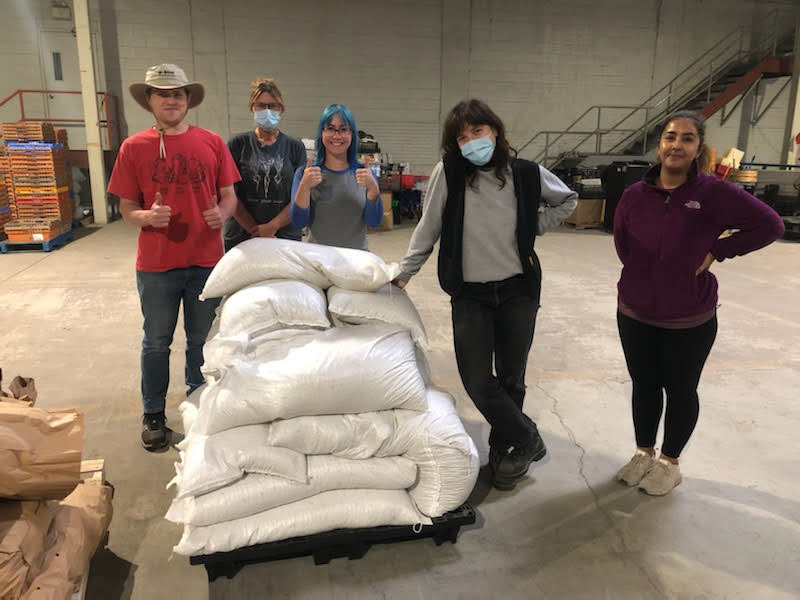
{"left": 136, "top": 267, "right": 220, "bottom": 415}
{"left": 451, "top": 275, "right": 539, "bottom": 450}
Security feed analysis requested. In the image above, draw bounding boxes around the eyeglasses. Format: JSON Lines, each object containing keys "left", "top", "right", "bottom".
{"left": 254, "top": 102, "right": 282, "bottom": 111}
{"left": 323, "top": 125, "right": 351, "bottom": 136}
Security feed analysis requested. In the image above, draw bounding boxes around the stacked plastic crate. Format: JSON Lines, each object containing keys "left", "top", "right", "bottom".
{"left": 0, "top": 151, "right": 14, "bottom": 217}
{"left": 1, "top": 122, "right": 73, "bottom": 243}
{"left": 0, "top": 157, "right": 9, "bottom": 235}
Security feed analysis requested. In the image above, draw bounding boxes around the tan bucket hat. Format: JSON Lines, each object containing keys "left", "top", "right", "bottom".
{"left": 129, "top": 63, "right": 205, "bottom": 111}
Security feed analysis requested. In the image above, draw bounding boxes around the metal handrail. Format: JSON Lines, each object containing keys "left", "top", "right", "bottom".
{"left": 0, "top": 89, "right": 121, "bottom": 149}
{"left": 520, "top": 8, "right": 794, "bottom": 166}
{"left": 516, "top": 105, "right": 652, "bottom": 160}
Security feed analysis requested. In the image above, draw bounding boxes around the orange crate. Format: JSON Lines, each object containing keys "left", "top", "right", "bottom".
{"left": 14, "top": 200, "right": 73, "bottom": 223}
{"left": 6, "top": 231, "right": 32, "bottom": 242}
{"left": 1, "top": 122, "right": 56, "bottom": 142}
{"left": 7, "top": 145, "right": 65, "bottom": 168}
{"left": 12, "top": 173, "right": 69, "bottom": 187}
{"left": 4, "top": 219, "right": 63, "bottom": 242}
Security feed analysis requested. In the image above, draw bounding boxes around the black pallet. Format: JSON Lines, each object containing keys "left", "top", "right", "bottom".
{"left": 190, "top": 502, "right": 476, "bottom": 581}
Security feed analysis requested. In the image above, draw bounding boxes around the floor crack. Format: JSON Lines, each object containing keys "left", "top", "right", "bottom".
{"left": 538, "top": 381, "right": 668, "bottom": 599}
{"left": 0, "top": 254, "right": 51, "bottom": 282}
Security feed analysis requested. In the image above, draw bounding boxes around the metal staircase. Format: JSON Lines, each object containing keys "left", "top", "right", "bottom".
{"left": 518, "top": 10, "right": 796, "bottom": 169}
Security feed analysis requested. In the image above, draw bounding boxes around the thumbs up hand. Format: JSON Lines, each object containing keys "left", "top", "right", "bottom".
{"left": 300, "top": 156, "right": 323, "bottom": 190}
{"left": 149, "top": 192, "right": 172, "bottom": 228}
{"left": 356, "top": 156, "right": 379, "bottom": 196}
{"left": 202, "top": 194, "right": 224, "bottom": 229}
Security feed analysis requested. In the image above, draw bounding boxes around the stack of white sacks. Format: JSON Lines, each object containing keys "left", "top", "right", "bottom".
{"left": 165, "top": 238, "right": 479, "bottom": 556}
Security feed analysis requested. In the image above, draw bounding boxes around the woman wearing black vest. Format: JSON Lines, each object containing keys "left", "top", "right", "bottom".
{"left": 394, "top": 99, "right": 577, "bottom": 490}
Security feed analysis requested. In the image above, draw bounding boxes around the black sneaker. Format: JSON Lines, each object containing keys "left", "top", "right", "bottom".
{"left": 492, "top": 426, "right": 547, "bottom": 490}
{"left": 141, "top": 412, "right": 170, "bottom": 451}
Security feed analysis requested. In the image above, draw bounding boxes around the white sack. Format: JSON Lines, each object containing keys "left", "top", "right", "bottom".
{"left": 264, "top": 388, "right": 479, "bottom": 517}
{"left": 327, "top": 284, "right": 428, "bottom": 349}
{"left": 217, "top": 280, "right": 329, "bottom": 338}
{"left": 193, "top": 324, "right": 427, "bottom": 435}
{"left": 200, "top": 237, "right": 400, "bottom": 299}
{"left": 202, "top": 328, "right": 316, "bottom": 371}
{"left": 178, "top": 390, "right": 201, "bottom": 433}
{"left": 169, "top": 425, "right": 307, "bottom": 499}
{"left": 386, "top": 388, "right": 479, "bottom": 517}
{"left": 267, "top": 411, "right": 397, "bottom": 459}
{"left": 166, "top": 455, "right": 417, "bottom": 526}
{"left": 173, "top": 489, "right": 431, "bottom": 556}
{"left": 415, "top": 345, "right": 432, "bottom": 386}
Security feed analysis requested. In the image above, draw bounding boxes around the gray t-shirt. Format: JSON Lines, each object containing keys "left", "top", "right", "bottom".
{"left": 307, "top": 167, "right": 370, "bottom": 250}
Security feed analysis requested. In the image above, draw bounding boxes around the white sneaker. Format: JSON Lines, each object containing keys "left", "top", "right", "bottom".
{"left": 639, "top": 457, "right": 682, "bottom": 496}
{"left": 616, "top": 450, "right": 656, "bottom": 486}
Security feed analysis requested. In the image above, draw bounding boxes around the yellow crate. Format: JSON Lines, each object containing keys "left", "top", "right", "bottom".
{"left": 13, "top": 184, "right": 69, "bottom": 196}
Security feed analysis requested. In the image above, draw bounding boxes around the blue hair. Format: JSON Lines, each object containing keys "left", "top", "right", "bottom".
{"left": 314, "top": 104, "right": 358, "bottom": 168}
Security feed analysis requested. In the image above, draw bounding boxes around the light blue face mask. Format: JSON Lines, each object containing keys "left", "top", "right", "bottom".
{"left": 253, "top": 108, "right": 281, "bottom": 131}
{"left": 459, "top": 133, "right": 495, "bottom": 166}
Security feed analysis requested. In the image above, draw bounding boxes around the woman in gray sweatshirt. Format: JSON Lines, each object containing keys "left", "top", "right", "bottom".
{"left": 394, "top": 99, "right": 577, "bottom": 491}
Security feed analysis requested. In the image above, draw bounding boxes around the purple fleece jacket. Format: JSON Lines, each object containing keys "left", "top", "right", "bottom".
{"left": 614, "top": 164, "right": 785, "bottom": 321}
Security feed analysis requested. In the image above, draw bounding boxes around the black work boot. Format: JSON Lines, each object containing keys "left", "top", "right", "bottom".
{"left": 492, "top": 425, "right": 547, "bottom": 490}
{"left": 141, "top": 411, "right": 170, "bottom": 451}
{"left": 489, "top": 446, "right": 505, "bottom": 473}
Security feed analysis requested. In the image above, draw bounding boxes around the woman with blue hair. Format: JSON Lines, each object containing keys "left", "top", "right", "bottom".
{"left": 290, "top": 104, "right": 382, "bottom": 250}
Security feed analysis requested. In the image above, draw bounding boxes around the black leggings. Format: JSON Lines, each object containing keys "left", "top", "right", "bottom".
{"left": 617, "top": 311, "right": 717, "bottom": 459}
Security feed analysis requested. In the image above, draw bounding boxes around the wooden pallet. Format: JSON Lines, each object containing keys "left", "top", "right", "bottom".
{"left": 69, "top": 460, "right": 106, "bottom": 600}
{"left": 565, "top": 221, "right": 604, "bottom": 231}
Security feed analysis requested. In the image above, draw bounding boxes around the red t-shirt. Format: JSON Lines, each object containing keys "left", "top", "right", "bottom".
{"left": 107, "top": 126, "right": 241, "bottom": 272}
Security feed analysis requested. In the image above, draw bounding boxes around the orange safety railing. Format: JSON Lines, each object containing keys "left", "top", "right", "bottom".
{"left": 0, "top": 89, "right": 121, "bottom": 149}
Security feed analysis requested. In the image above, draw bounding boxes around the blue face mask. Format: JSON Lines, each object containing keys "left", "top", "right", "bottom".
{"left": 459, "top": 133, "right": 495, "bottom": 166}
{"left": 253, "top": 108, "right": 281, "bottom": 131}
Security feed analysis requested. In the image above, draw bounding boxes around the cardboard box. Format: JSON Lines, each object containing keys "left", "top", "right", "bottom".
{"left": 565, "top": 198, "right": 604, "bottom": 230}
{"left": 368, "top": 191, "right": 394, "bottom": 232}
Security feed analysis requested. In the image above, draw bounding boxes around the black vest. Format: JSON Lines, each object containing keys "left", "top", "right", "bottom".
{"left": 438, "top": 156, "right": 543, "bottom": 303}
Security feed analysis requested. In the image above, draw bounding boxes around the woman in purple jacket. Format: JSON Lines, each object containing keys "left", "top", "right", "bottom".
{"left": 613, "top": 110, "right": 784, "bottom": 495}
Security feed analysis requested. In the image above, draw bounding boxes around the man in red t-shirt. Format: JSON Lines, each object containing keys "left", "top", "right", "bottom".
{"left": 108, "top": 64, "right": 241, "bottom": 451}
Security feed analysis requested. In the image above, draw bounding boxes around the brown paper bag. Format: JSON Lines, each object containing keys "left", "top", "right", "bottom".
{"left": 8, "top": 378, "right": 37, "bottom": 406}
{"left": 0, "top": 372, "right": 36, "bottom": 408}
{"left": 0, "top": 405, "right": 83, "bottom": 500}
{"left": 21, "top": 480, "right": 113, "bottom": 600}
{"left": 0, "top": 501, "right": 53, "bottom": 600}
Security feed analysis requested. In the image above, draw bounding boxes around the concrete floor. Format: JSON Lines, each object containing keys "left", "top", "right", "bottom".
{"left": 1, "top": 220, "right": 799, "bottom": 600}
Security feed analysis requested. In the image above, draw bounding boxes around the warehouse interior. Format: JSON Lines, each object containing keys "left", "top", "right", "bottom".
{"left": 1, "top": 1, "right": 800, "bottom": 599}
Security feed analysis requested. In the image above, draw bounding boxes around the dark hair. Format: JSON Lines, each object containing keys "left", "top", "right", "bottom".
{"left": 659, "top": 110, "right": 709, "bottom": 170}
{"left": 441, "top": 99, "right": 516, "bottom": 189}
{"left": 659, "top": 110, "right": 705, "bottom": 146}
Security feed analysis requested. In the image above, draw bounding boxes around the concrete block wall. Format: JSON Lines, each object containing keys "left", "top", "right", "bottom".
{"left": 221, "top": 0, "right": 442, "bottom": 173}
{"left": 0, "top": 0, "right": 57, "bottom": 124}
{"left": 100, "top": 0, "right": 196, "bottom": 139}
{"left": 0, "top": 0, "right": 795, "bottom": 175}
{"left": 747, "top": 77, "right": 793, "bottom": 164}
{"left": 705, "top": 76, "right": 793, "bottom": 166}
